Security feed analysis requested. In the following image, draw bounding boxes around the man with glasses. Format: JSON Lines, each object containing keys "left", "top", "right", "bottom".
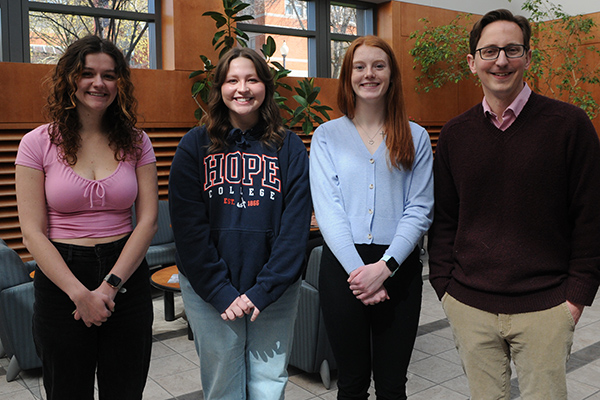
{"left": 428, "top": 9, "right": 600, "bottom": 400}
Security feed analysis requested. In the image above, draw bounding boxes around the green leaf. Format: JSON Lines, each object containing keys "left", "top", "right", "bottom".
{"left": 233, "top": 15, "right": 254, "bottom": 22}
{"left": 189, "top": 70, "right": 205, "bottom": 79}
{"left": 306, "top": 89, "right": 320, "bottom": 104}
{"left": 232, "top": 2, "right": 251, "bottom": 14}
{"left": 204, "top": 12, "right": 227, "bottom": 28}
{"left": 265, "top": 36, "right": 277, "bottom": 57}
{"left": 199, "top": 55, "right": 212, "bottom": 65}
{"left": 278, "top": 82, "right": 293, "bottom": 91}
{"left": 293, "top": 107, "right": 304, "bottom": 118}
{"left": 294, "top": 86, "right": 306, "bottom": 97}
{"left": 302, "top": 119, "right": 313, "bottom": 135}
{"left": 313, "top": 115, "right": 325, "bottom": 125}
{"left": 293, "top": 95, "right": 309, "bottom": 108}
{"left": 212, "top": 30, "right": 226, "bottom": 46}
{"left": 191, "top": 81, "right": 205, "bottom": 96}
{"left": 233, "top": 27, "right": 250, "bottom": 41}
{"left": 314, "top": 104, "right": 333, "bottom": 112}
{"left": 202, "top": 11, "right": 223, "bottom": 18}
{"left": 288, "top": 114, "right": 302, "bottom": 127}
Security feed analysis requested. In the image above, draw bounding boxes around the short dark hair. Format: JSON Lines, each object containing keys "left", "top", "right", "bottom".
{"left": 469, "top": 9, "right": 531, "bottom": 55}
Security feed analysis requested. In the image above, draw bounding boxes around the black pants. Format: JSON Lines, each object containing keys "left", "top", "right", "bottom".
{"left": 319, "top": 243, "right": 422, "bottom": 400}
{"left": 33, "top": 235, "right": 153, "bottom": 400}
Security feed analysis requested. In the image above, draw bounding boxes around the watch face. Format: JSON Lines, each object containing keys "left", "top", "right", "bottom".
{"left": 387, "top": 257, "right": 399, "bottom": 272}
{"left": 107, "top": 274, "right": 122, "bottom": 287}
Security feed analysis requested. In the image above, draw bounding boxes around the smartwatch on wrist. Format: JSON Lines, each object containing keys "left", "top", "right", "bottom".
{"left": 381, "top": 255, "right": 400, "bottom": 277}
{"left": 104, "top": 273, "right": 127, "bottom": 293}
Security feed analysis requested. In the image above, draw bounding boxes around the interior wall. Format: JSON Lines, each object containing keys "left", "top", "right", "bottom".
{"left": 1, "top": 1, "right": 599, "bottom": 256}
{"left": 397, "top": 0, "right": 600, "bottom": 18}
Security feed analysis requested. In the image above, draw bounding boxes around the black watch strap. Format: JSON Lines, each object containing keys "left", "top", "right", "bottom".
{"left": 382, "top": 256, "right": 400, "bottom": 277}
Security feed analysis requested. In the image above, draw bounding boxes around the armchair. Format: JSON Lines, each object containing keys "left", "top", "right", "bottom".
{"left": 133, "top": 199, "right": 176, "bottom": 270}
{"left": 0, "top": 240, "right": 41, "bottom": 381}
{"left": 289, "top": 245, "right": 336, "bottom": 389}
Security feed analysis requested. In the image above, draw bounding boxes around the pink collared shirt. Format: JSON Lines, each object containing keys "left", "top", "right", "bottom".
{"left": 483, "top": 83, "right": 532, "bottom": 131}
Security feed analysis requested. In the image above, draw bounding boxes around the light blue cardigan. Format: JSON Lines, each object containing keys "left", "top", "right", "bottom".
{"left": 309, "top": 116, "right": 434, "bottom": 274}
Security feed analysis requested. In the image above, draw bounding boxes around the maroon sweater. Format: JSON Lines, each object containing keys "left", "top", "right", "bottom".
{"left": 429, "top": 92, "right": 600, "bottom": 314}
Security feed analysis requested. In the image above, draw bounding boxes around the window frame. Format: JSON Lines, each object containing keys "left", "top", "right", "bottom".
{"left": 238, "top": 0, "right": 375, "bottom": 78}
{"left": 2, "top": 0, "right": 161, "bottom": 68}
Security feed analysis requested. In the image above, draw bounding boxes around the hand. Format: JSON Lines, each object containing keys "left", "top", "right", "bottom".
{"left": 241, "top": 294, "right": 261, "bottom": 322}
{"left": 360, "top": 286, "right": 389, "bottom": 306}
{"left": 72, "top": 288, "right": 115, "bottom": 327}
{"left": 566, "top": 300, "right": 584, "bottom": 325}
{"left": 221, "top": 296, "right": 252, "bottom": 321}
{"left": 348, "top": 260, "right": 391, "bottom": 300}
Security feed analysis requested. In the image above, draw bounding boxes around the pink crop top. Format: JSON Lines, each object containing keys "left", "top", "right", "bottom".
{"left": 15, "top": 124, "right": 156, "bottom": 239}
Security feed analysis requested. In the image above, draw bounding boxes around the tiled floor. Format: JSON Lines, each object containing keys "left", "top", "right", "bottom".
{"left": 2, "top": 256, "right": 600, "bottom": 399}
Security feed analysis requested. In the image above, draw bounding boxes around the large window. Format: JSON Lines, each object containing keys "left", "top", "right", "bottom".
{"left": 239, "top": 0, "right": 375, "bottom": 78}
{"left": 1, "top": 0, "right": 160, "bottom": 68}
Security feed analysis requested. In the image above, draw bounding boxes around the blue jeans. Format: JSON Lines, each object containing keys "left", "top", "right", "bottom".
{"left": 32, "top": 235, "right": 153, "bottom": 400}
{"left": 180, "top": 274, "right": 301, "bottom": 400}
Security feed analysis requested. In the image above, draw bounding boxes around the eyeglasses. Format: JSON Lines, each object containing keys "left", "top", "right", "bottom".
{"left": 475, "top": 45, "right": 528, "bottom": 61}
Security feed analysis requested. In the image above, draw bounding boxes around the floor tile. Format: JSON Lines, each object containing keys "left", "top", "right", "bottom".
{"left": 151, "top": 368, "right": 202, "bottom": 397}
{"left": 409, "top": 355, "right": 464, "bottom": 384}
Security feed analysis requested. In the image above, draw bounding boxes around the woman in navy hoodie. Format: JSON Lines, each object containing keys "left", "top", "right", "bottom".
{"left": 169, "top": 47, "right": 311, "bottom": 400}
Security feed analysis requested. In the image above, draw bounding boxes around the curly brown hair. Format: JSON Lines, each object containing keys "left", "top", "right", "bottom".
{"left": 44, "top": 35, "right": 141, "bottom": 165}
{"left": 201, "top": 47, "right": 286, "bottom": 153}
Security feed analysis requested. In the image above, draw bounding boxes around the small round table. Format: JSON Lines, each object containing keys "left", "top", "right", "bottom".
{"left": 150, "top": 265, "right": 180, "bottom": 322}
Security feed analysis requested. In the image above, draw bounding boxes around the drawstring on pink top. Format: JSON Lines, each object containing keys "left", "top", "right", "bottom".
{"left": 83, "top": 181, "right": 106, "bottom": 208}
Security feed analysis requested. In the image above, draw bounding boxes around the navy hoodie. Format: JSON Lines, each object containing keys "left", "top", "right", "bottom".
{"left": 169, "top": 124, "right": 311, "bottom": 313}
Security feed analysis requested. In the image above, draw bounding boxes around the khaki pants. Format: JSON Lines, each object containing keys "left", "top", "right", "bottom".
{"left": 442, "top": 293, "right": 575, "bottom": 400}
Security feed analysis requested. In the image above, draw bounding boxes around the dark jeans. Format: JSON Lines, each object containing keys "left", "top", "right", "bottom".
{"left": 33, "top": 235, "right": 153, "bottom": 400}
{"left": 320, "top": 243, "right": 422, "bottom": 400}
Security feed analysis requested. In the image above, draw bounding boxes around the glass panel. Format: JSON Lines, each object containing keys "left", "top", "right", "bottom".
{"left": 241, "top": 0, "right": 308, "bottom": 31}
{"left": 331, "top": 40, "right": 351, "bottom": 79}
{"left": 29, "top": 11, "right": 152, "bottom": 68}
{"left": 246, "top": 32, "right": 308, "bottom": 78}
{"left": 29, "top": 0, "right": 149, "bottom": 13}
{"left": 331, "top": 4, "right": 364, "bottom": 36}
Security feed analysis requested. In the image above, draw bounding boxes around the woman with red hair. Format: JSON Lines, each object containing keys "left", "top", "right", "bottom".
{"left": 310, "top": 35, "right": 434, "bottom": 399}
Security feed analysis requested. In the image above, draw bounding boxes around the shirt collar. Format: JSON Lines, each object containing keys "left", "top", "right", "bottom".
{"left": 483, "top": 82, "right": 532, "bottom": 119}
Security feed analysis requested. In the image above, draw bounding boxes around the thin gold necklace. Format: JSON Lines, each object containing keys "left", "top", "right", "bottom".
{"left": 354, "top": 120, "right": 385, "bottom": 145}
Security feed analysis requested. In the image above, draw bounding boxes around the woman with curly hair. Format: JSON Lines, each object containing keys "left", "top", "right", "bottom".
{"left": 15, "top": 35, "right": 157, "bottom": 399}
{"left": 169, "top": 47, "right": 311, "bottom": 399}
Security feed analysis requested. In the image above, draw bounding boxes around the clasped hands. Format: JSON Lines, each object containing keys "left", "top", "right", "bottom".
{"left": 348, "top": 260, "right": 392, "bottom": 306}
{"left": 72, "top": 283, "right": 117, "bottom": 327}
{"left": 221, "top": 294, "right": 261, "bottom": 322}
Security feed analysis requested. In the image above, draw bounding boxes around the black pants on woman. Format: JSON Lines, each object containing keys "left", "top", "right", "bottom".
{"left": 32, "top": 235, "right": 153, "bottom": 400}
{"left": 319, "top": 243, "right": 422, "bottom": 400}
